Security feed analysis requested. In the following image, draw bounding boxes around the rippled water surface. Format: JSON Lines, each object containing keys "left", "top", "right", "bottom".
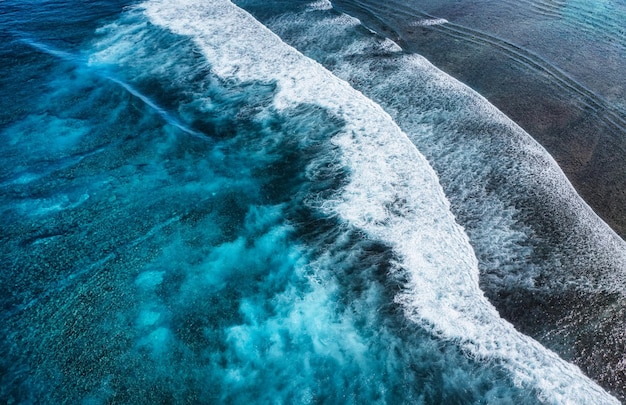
{"left": 332, "top": 0, "right": 626, "bottom": 237}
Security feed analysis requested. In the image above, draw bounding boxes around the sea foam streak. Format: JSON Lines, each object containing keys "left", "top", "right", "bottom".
{"left": 141, "top": 0, "right": 617, "bottom": 402}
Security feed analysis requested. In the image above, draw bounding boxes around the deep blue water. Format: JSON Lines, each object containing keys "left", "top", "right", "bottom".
{"left": 1, "top": 0, "right": 625, "bottom": 403}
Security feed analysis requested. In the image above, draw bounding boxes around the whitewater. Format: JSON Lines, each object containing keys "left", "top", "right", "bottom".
{"left": 237, "top": 0, "right": 626, "bottom": 399}
{"left": 0, "top": 0, "right": 624, "bottom": 403}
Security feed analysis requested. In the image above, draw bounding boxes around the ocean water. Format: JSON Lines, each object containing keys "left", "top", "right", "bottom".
{"left": 330, "top": 0, "right": 626, "bottom": 237}
{"left": 0, "top": 0, "right": 624, "bottom": 404}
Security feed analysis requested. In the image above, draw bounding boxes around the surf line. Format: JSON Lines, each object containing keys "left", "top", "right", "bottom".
{"left": 140, "top": 0, "right": 619, "bottom": 402}
{"left": 16, "top": 35, "right": 209, "bottom": 142}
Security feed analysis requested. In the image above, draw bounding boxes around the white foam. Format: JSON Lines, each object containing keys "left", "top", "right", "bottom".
{"left": 261, "top": 4, "right": 626, "bottom": 290}
{"left": 105, "top": 76, "right": 206, "bottom": 139}
{"left": 409, "top": 18, "right": 449, "bottom": 27}
{"left": 357, "top": 10, "right": 626, "bottom": 280}
{"left": 306, "top": 0, "right": 333, "bottom": 11}
{"left": 141, "top": 0, "right": 618, "bottom": 402}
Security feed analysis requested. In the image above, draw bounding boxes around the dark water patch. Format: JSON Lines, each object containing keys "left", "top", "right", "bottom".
{"left": 494, "top": 287, "right": 626, "bottom": 400}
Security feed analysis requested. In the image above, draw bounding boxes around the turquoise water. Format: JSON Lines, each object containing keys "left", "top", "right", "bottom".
{"left": 1, "top": 0, "right": 624, "bottom": 403}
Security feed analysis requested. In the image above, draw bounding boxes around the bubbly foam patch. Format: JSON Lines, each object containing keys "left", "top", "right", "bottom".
{"left": 141, "top": 0, "right": 618, "bottom": 402}
{"left": 307, "top": 0, "right": 333, "bottom": 11}
{"left": 409, "top": 18, "right": 448, "bottom": 26}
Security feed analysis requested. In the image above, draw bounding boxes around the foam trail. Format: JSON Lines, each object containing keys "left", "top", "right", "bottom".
{"left": 18, "top": 36, "right": 207, "bottom": 141}
{"left": 104, "top": 76, "right": 207, "bottom": 139}
{"left": 409, "top": 18, "right": 448, "bottom": 27}
{"left": 141, "top": 0, "right": 618, "bottom": 402}
{"left": 18, "top": 36, "right": 78, "bottom": 61}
